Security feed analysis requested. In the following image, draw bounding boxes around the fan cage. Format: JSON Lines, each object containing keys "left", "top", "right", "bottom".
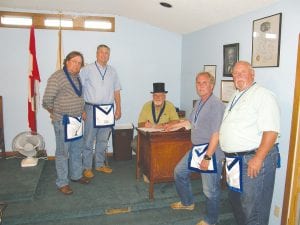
{"left": 12, "top": 131, "right": 45, "bottom": 155}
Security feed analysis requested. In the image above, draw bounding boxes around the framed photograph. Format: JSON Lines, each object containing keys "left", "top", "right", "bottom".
{"left": 221, "top": 80, "right": 236, "bottom": 103}
{"left": 203, "top": 65, "right": 217, "bottom": 79}
{"left": 223, "top": 43, "right": 239, "bottom": 77}
{"left": 193, "top": 99, "right": 197, "bottom": 108}
{"left": 251, "top": 13, "right": 282, "bottom": 67}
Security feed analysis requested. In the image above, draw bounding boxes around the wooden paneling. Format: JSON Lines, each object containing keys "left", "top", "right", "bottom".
{"left": 0, "top": 11, "right": 115, "bottom": 32}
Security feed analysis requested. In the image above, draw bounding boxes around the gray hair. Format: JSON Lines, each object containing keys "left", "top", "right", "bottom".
{"left": 97, "top": 44, "right": 110, "bottom": 52}
{"left": 233, "top": 61, "right": 255, "bottom": 75}
{"left": 196, "top": 71, "right": 215, "bottom": 85}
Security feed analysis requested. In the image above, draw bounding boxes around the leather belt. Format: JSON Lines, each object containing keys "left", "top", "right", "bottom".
{"left": 224, "top": 149, "right": 256, "bottom": 157}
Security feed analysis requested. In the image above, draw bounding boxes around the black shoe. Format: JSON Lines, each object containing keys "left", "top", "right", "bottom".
{"left": 71, "top": 177, "right": 90, "bottom": 184}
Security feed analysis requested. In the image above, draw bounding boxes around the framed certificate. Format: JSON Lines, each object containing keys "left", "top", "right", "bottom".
{"left": 221, "top": 80, "right": 236, "bottom": 103}
{"left": 251, "top": 13, "right": 282, "bottom": 67}
{"left": 203, "top": 65, "right": 217, "bottom": 79}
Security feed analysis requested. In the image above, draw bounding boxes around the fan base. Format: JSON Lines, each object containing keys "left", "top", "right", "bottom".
{"left": 21, "top": 157, "right": 38, "bottom": 167}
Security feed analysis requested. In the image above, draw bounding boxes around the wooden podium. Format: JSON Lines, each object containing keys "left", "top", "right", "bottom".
{"left": 136, "top": 128, "right": 192, "bottom": 199}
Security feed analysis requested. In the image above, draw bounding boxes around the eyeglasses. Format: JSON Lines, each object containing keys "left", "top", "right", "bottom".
{"left": 69, "top": 60, "right": 82, "bottom": 66}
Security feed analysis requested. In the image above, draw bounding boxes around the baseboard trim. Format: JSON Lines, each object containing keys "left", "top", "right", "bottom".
{"left": 0, "top": 151, "right": 16, "bottom": 158}
{"left": 47, "top": 152, "right": 114, "bottom": 160}
{"left": 0, "top": 151, "right": 114, "bottom": 161}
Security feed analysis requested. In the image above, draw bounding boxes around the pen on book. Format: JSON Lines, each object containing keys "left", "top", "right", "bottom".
{"left": 146, "top": 120, "right": 152, "bottom": 128}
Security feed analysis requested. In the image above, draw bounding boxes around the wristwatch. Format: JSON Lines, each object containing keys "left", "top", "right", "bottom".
{"left": 203, "top": 154, "right": 211, "bottom": 160}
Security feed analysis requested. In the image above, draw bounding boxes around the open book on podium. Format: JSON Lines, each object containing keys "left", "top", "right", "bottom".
{"left": 137, "top": 125, "right": 190, "bottom": 133}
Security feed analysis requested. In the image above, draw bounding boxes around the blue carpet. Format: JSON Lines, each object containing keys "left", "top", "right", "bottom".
{"left": 0, "top": 158, "right": 45, "bottom": 203}
{"left": 1, "top": 158, "right": 236, "bottom": 225}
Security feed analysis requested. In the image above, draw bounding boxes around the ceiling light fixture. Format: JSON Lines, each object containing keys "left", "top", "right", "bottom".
{"left": 1, "top": 16, "right": 32, "bottom": 26}
{"left": 44, "top": 19, "right": 73, "bottom": 27}
{"left": 160, "top": 2, "right": 172, "bottom": 8}
{"left": 84, "top": 20, "right": 112, "bottom": 29}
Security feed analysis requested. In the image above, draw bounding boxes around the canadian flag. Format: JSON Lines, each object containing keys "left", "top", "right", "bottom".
{"left": 28, "top": 26, "right": 41, "bottom": 133}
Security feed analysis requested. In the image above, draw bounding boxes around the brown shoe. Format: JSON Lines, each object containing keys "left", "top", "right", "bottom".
{"left": 96, "top": 166, "right": 112, "bottom": 174}
{"left": 71, "top": 177, "right": 90, "bottom": 184}
{"left": 170, "top": 201, "right": 195, "bottom": 210}
{"left": 196, "top": 220, "right": 215, "bottom": 225}
{"left": 83, "top": 169, "right": 94, "bottom": 178}
{"left": 58, "top": 185, "right": 73, "bottom": 195}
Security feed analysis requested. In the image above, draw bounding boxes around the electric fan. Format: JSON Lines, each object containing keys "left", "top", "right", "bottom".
{"left": 11, "top": 131, "right": 45, "bottom": 167}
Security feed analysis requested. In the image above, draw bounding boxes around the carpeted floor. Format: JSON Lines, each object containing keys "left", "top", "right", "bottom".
{"left": 0, "top": 157, "right": 236, "bottom": 225}
{"left": 0, "top": 157, "right": 45, "bottom": 203}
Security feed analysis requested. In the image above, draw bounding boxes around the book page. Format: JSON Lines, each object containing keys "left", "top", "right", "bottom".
{"left": 137, "top": 126, "right": 190, "bottom": 133}
{"left": 137, "top": 127, "right": 164, "bottom": 132}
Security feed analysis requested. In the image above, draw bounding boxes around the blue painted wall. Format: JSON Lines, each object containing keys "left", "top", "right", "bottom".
{"left": 181, "top": 0, "right": 299, "bottom": 224}
{"left": 0, "top": 0, "right": 299, "bottom": 223}
{"left": 0, "top": 16, "right": 182, "bottom": 156}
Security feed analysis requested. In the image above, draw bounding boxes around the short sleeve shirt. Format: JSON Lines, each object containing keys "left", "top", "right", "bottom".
{"left": 138, "top": 100, "right": 179, "bottom": 124}
{"left": 189, "top": 94, "right": 225, "bottom": 160}
{"left": 219, "top": 84, "right": 280, "bottom": 152}
{"left": 189, "top": 95, "right": 225, "bottom": 144}
{"left": 80, "top": 62, "right": 121, "bottom": 104}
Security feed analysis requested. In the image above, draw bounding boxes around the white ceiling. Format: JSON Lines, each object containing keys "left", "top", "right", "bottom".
{"left": 0, "top": 0, "right": 277, "bottom": 34}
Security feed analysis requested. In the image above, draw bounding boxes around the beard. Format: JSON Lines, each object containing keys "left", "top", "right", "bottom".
{"left": 153, "top": 101, "right": 164, "bottom": 107}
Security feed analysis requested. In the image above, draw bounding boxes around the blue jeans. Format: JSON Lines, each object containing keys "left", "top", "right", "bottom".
{"left": 174, "top": 150, "right": 223, "bottom": 225}
{"left": 228, "top": 145, "right": 279, "bottom": 225}
{"left": 53, "top": 121, "right": 84, "bottom": 188}
{"left": 83, "top": 104, "right": 111, "bottom": 169}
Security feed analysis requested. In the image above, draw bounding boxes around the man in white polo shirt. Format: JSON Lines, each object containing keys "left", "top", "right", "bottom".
{"left": 219, "top": 61, "right": 280, "bottom": 225}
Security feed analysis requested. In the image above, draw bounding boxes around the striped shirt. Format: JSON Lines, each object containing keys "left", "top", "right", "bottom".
{"left": 42, "top": 69, "right": 85, "bottom": 121}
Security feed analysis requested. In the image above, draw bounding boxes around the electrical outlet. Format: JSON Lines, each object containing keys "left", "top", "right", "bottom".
{"left": 274, "top": 205, "right": 281, "bottom": 217}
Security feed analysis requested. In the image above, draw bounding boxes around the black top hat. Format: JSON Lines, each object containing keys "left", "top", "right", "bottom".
{"left": 151, "top": 82, "right": 168, "bottom": 93}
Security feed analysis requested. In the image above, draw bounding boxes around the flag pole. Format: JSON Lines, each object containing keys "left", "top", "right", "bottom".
{"left": 58, "top": 16, "right": 62, "bottom": 69}
{"left": 56, "top": 13, "right": 63, "bottom": 70}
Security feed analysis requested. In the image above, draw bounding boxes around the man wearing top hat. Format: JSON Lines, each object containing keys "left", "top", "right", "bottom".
{"left": 134, "top": 82, "right": 180, "bottom": 183}
{"left": 138, "top": 82, "right": 179, "bottom": 128}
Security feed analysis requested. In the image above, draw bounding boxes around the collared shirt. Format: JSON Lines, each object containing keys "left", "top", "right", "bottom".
{"left": 42, "top": 69, "right": 85, "bottom": 121}
{"left": 138, "top": 100, "right": 179, "bottom": 124}
{"left": 80, "top": 62, "right": 121, "bottom": 104}
{"left": 189, "top": 94, "right": 225, "bottom": 160}
{"left": 219, "top": 84, "right": 280, "bottom": 153}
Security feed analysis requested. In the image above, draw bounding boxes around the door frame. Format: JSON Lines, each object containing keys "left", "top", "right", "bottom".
{"left": 281, "top": 34, "right": 300, "bottom": 225}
